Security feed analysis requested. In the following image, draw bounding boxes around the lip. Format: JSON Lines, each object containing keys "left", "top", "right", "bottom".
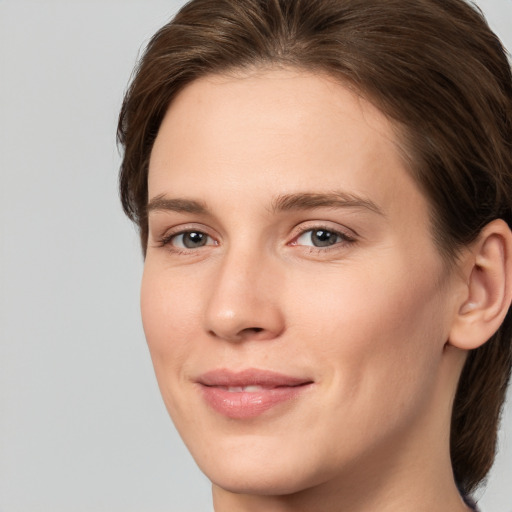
{"left": 196, "top": 369, "right": 314, "bottom": 419}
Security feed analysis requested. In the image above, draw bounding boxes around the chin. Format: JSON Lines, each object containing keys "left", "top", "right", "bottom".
{"left": 187, "top": 432, "right": 336, "bottom": 497}
{"left": 207, "top": 463, "right": 320, "bottom": 497}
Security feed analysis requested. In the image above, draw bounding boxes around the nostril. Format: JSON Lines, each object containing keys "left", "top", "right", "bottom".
{"left": 239, "top": 327, "right": 264, "bottom": 337}
{"left": 207, "top": 326, "right": 264, "bottom": 339}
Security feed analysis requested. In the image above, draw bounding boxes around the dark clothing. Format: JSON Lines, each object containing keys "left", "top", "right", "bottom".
{"left": 463, "top": 494, "right": 480, "bottom": 511}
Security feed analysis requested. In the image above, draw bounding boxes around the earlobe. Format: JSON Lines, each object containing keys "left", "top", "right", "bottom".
{"left": 449, "top": 219, "right": 512, "bottom": 351}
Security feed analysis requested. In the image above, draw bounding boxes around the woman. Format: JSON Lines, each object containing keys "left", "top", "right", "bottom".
{"left": 117, "top": 0, "right": 512, "bottom": 510}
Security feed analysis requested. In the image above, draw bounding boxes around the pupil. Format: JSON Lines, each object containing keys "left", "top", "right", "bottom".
{"left": 312, "top": 230, "right": 337, "bottom": 247}
{"left": 184, "top": 232, "right": 206, "bottom": 248}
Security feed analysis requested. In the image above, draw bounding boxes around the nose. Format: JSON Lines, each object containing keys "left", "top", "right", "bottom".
{"left": 203, "top": 248, "right": 285, "bottom": 343}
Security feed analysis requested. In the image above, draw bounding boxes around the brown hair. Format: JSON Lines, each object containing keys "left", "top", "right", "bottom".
{"left": 117, "top": 0, "right": 512, "bottom": 495}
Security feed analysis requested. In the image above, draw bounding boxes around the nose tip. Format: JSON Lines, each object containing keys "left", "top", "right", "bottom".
{"left": 203, "top": 257, "right": 285, "bottom": 343}
{"left": 206, "top": 304, "right": 284, "bottom": 342}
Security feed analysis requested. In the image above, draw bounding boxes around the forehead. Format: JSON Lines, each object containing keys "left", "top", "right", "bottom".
{"left": 148, "top": 67, "right": 425, "bottom": 223}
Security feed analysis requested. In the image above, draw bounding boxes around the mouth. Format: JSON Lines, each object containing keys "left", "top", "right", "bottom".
{"left": 196, "top": 369, "right": 314, "bottom": 419}
{"left": 216, "top": 385, "right": 285, "bottom": 392}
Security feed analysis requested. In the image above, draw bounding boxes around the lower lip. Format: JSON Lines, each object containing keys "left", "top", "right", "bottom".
{"left": 199, "top": 384, "right": 312, "bottom": 419}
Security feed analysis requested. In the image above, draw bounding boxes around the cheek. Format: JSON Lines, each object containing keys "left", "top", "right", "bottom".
{"left": 275, "top": 261, "right": 450, "bottom": 469}
{"left": 140, "top": 262, "right": 214, "bottom": 431}
{"left": 289, "top": 257, "right": 449, "bottom": 399}
{"left": 140, "top": 264, "right": 200, "bottom": 383}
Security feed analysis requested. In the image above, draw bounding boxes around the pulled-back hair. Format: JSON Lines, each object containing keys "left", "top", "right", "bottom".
{"left": 117, "top": 0, "right": 512, "bottom": 495}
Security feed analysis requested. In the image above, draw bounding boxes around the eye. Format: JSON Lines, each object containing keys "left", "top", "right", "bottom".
{"left": 167, "top": 230, "right": 216, "bottom": 249}
{"left": 294, "top": 228, "right": 351, "bottom": 248}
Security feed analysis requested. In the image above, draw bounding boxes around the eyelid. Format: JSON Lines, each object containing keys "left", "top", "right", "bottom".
{"left": 169, "top": 231, "right": 217, "bottom": 249}
{"left": 151, "top": 220, "right": 357, "bottom": 253}
{"left": 154, "top": 223, "right": 219, "bottom": 249}
{"left": 288, "top": 221, "right": 358, "bottom": 244}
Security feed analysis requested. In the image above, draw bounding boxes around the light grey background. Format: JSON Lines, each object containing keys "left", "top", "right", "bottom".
{"left": 0, "top": 1, "right": 510, "bottom": 511}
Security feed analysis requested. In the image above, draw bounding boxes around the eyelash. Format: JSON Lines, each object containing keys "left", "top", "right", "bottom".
{"left": 289, "top": 226, "right": 356, "bottom": 252}
{"left": 157, "top": 229, "right": 217, "bottom": 253}
{"left": 156, "top": 225, "right": 357, "bottom": 254}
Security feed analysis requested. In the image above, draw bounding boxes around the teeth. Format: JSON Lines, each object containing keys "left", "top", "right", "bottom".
{"left": 226, "top": 385, "right": 264, "bottom": 393}
{"left": 244, "top": 385, "right": 264, "bottom": 392}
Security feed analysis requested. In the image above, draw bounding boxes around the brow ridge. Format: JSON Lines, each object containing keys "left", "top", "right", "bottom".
{"left": 147, "top": 191, "right": 383, "bottom": 217}
{"left": 147, "top": 194, "right": 208, "bottom": 214}
{"left": 271, "top": 191, "right": 383, "bottom": 215}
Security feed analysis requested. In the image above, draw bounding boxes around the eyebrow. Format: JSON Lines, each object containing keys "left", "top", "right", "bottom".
{"left": 147, "top": 194, "right": 208, "bottom": 214}
{"left": 146, "top": 191, "right": 384, "bottom": 217}
{"left": 271, "top": 191, "right": 384, "bottom": 216}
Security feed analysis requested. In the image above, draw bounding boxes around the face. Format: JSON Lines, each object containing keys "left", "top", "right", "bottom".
{"left": 142, "top": 68, "right": 461, "bottom": 496}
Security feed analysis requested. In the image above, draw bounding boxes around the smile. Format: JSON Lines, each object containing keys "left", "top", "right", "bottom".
{"left": 221, "top": 385, "right": 267, "bottom": 392}
{"left": 196, "top": 369, "right": 314, "bottom": 419}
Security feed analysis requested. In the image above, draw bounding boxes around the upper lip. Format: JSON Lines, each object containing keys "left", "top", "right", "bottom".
{"left": 196, "top": 368, "right": 313, "bottom": 388}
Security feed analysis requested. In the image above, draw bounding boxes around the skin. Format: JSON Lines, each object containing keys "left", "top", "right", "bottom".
{"left": 142, "top": 68, "right": 473, "bottom": 511}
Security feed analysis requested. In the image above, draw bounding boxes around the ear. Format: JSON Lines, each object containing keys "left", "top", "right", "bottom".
{"left": 449, "top": 219, "right": 512, "bottom": 350}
